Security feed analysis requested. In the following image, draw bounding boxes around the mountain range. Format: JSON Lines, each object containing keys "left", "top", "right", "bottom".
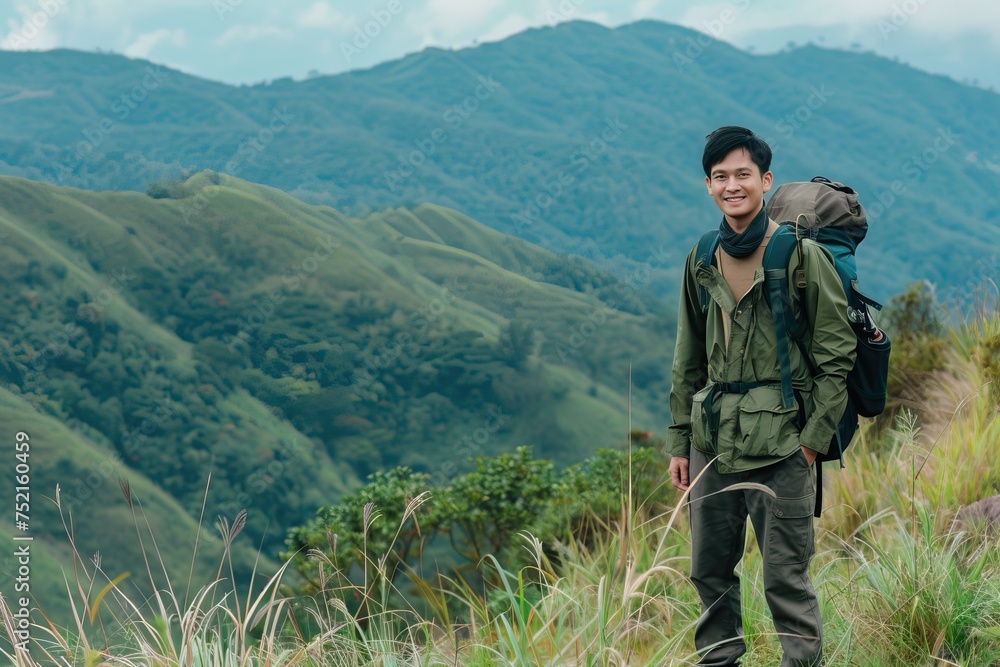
{"left": 0, "top": 20, "right": 998, "bottom": 300}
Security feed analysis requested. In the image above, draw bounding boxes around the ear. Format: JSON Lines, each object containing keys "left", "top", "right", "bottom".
{"left": 704, "top": 175, "right": 711, "bottom": 191}
{"left": 762, "top": 170, "right": 773, "bottom": 193}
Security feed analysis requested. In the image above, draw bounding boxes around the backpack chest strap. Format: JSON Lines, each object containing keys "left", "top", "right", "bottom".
{"left": 764, "top": 267, "right": 797, "bottom": 410}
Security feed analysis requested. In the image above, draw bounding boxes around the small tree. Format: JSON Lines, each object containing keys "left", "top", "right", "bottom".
{"left": 438, "top": 447, "right": 555, "bottom": 565}
{"left": 283, "top": 466, "right": 436, "bottom": 595}
{"left": 882, "top": 281, "right": 948, "bottom": 424}
{"left": 532, "top": 442, "right": 671, "bottom": 552}
{"left": 496, "top": 321, "right": 538, "bottom": 371}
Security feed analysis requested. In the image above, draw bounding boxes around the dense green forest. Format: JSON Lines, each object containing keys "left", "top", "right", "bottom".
{"left": 0, "top": 20, "right": 998, "bottom": 299}
{"left": 0, "top": 171, "right": 672, "bottom": 619}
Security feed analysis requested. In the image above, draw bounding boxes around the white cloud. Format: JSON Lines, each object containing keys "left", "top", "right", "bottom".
{"left": 424, "top": 0, "right": 505, "bottom": 37}
{"left": 632, "top": 0, "right": 662, "bottom": 18}
{"left": 1, "top": 2, "right": 63, "bottom": 51}
{"left": 0, "top": 0, "right": 996, "bottom": 87}
{"left": 427, "top": 1, "right": 614, "bottom": 49}
{"left": 673, "top": 0, "right": 999, "bottom": 41}
{"left": 216, "top": 24, "right": 291, "bottom": 47}
{"left": 884, "top": 1, "right": 1000, "bottom": 44}
{"left": 577, "top": 11, "right": 615, "bottom": 27}
{"left": 297, "top": 2, "right": 347, "bottom": 29}
{"left": 477, "top": 13, "right": 533, "bottom": 44}
{"left": 124, "top": 28, "right": 186, "bottom": 59}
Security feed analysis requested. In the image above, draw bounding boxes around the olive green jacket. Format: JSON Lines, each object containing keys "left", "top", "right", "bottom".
{"left": 665, "top": 233, "right": 856, "bottom": 474}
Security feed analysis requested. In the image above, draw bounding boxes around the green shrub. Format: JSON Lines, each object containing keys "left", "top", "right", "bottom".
{"left": 882, "top": 282, "right": 948, "bottom": 426}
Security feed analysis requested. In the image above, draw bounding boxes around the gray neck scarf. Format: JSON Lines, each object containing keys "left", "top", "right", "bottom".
{"left": 719, "top": 206, "right": 767, "bottom": 258}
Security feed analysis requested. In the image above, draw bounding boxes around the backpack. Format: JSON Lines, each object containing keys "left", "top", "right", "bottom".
{"left": 696, "top": 177, "right": 891, "bottom": 510}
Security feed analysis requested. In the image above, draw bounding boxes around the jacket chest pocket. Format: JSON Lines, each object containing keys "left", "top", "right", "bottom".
{"left": 737, "top": 385, "right": 800, "bottom": 458}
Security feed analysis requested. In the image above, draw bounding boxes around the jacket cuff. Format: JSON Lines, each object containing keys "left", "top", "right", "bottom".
{"left": 665, "top": 429, "right": 691, "bottom": 458}
{"left": 799, "top": 420, "right": 834, "bottom": 456}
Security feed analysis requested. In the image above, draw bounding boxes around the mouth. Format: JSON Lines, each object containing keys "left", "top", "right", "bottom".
{"left": 724, "top": 195, "right": 746, "bottom": 204}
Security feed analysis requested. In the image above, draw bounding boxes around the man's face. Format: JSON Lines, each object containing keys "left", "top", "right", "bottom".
{"left": 705, "top": 147, "right": 773, "bottom": 231}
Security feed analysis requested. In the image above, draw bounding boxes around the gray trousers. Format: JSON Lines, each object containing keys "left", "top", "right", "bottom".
{"left": 688, "top": 448, "right": 823, "bottom": 667}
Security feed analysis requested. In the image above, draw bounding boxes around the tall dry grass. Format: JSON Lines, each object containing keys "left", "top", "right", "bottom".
{"left": 3, "top": 314, "right": 1000, "bottom": 665}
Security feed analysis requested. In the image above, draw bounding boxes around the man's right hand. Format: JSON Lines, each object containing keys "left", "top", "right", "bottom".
{"left": 669, "top": 456, "right": 690, "bottom": 491}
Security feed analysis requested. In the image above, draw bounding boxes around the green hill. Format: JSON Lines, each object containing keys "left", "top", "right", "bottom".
{"left": 0, "top": 171, "right": 673, "bottom": 619}
{"left": 0, "top": 388, "right": 263, "bottom": 625}
{"left": 0, "top": 20, "right": 998, "bottom": 299}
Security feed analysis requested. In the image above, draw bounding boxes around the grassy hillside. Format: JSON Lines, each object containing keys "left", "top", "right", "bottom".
{"left": 0, "top": 171, "right": 673, "bottom": 621}
{"left": 0, "top": 20, "right": 998, "bottom": 299}
{"left": 5, "top": 301, "right": 999, "bottom": 666}
{"left": 0, "top": 388, "right": 263, "bottom": 626}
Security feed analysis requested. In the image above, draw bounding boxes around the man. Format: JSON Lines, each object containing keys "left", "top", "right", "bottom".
{"left": 666, "top": 126, "right": 855, "bottom": 666}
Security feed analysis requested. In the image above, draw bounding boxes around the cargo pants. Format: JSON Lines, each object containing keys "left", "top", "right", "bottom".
{"left": 688, "top": 447, "right": 823, "bottom": 667}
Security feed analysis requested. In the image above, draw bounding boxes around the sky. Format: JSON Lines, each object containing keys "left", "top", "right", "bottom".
{"left": 2, "top": 0, "right": 999, "bottom": 90}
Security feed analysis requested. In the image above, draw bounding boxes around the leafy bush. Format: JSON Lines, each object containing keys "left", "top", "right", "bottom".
{"left": 145, "top": 172, "right": 194, "bottom": 199}
{"left": 882, "top": 281, "right": 948, "bottom": 426}
{"left": 437, "top": 446, "right": 557, "bottom": 567}
{"left": 533, "top": 438, "right": 671, "bottom": 553}
{"left": 974, "top": 330, "right": 1000, "bottom": 406}
{"left": 284, "top": 466, "right": 436, "bottom": 595}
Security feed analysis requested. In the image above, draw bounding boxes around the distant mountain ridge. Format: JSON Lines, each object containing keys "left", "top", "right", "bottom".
{"left": 0, "top": 19, "right": 998, "bottom": 300}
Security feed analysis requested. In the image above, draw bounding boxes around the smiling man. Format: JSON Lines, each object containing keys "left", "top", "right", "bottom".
{"left": 666, "top": 126, "right": 855, "bottom": 666}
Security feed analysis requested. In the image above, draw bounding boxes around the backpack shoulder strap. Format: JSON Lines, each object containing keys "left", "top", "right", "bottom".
{"left": 695, "top": 230, "right": 720, "bottom": 315}
{"left": 762, "top": 225, "right": 801, "bottom": 410}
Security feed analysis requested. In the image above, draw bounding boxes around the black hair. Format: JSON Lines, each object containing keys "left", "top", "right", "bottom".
{"left": 702, "top": 126, "right": 772, "bottom": 177}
